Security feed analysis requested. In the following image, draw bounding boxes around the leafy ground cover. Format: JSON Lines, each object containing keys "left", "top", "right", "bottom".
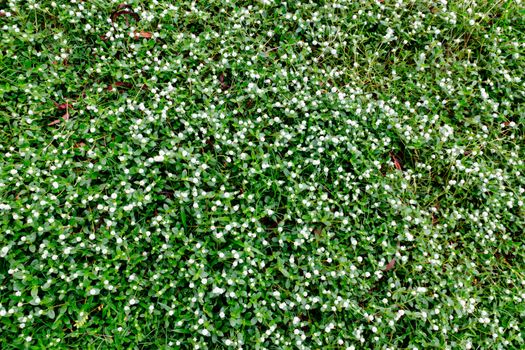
{"left": 1, "top": 0, "right": 524, "bottom": 349}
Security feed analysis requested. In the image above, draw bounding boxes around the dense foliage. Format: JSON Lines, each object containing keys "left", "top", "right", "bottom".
{"left": 1, "top": 0, "right": 524, "bottom": 349}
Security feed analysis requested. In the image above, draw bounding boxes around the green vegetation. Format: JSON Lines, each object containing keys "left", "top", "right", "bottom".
{"left": 0, "top": 0, "right": 524, "bottom": 348}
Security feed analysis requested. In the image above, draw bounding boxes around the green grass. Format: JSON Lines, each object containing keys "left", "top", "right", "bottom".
{"left": 0, "top": 0, "right": 524, "bottom": 349}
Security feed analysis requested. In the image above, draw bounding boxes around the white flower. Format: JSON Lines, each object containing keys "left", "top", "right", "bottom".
{"left": 212, "top": 286, "right": 225, "bottom": 295}
{"left": 0, "top": 246, "right": 9, "bottom": 258}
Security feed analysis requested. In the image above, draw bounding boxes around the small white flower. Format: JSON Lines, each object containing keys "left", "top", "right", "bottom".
{"left": 212, "top": 286, "right": 225, "bottom": 295}
{"left": 0, "top": 246, "right": 9, "bottom": 257}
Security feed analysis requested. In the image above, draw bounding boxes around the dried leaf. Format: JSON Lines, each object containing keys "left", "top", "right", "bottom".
{"left": 48, "top": 112, "right": 70, "bottom": 126}
{"left": 390, "top": 151, "right": 402, "bottom": 171}
{"left": 117, "top": 4, "right": 131, "bottom": 10}
{"left": 384, "top": 258, "right": 396, "bottom": 272}
{"left": 135, "top": 31, "right": 153, "bottom": 39}
{"left": 111, "top": 10, "right": 140, "bottom": 23}
{"left": 432, "top": 213, "right": 438, "bottom": 226}
{"left": 394, "top": 159, "right": 402, "bottom": 171}
{"left": 108, "top": 81, "right": 133, "bottom": 92}
{"left": 115, "top": 82, "right": 133, "bottom": 89}
{"left": 53, "top": 101, "right": 73, "bottom": 110}
{"left": 219, "top": 73, "right": 231, "bottom": 90}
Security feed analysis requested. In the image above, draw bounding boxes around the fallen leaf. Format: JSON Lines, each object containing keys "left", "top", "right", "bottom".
{"left": 111, "top": 10, "right": 139, "bottom": 23}
{"left": 219, "top": 73, "right": 231, "bottom": 90}
{"left": 135, "top": 31, "right": 153, "bottom": 39}
{"left": 108, "top": 81, "right": 133, "bottom": 92}
{"left": 48, "top": 113, "right": 70, "bottom": 126}
{"left": 53, "top": 101, "right": 73, "bottom": 110}
{"left": 390, "top": 151, "right": 402, "bottom": 171}
{"left": 115, "top": 81, "right": 133, "bottom": 88}
{"left": 432, "top": 213, "right": 438, "bottom": 226}
{"left": 384, "top": 258, "right": 396, "bottom": 272}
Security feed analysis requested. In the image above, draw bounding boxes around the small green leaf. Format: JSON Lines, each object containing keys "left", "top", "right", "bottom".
{"left": 47, "top": 309, "right": 56, "bottom": 319}
{"left": 180, "top": 208, "right": 187, "bottom": 227}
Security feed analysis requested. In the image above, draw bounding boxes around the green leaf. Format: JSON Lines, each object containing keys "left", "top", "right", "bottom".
{"left": 180, "top": 208, "right": 187, "bottom": 228}
{"left": 31, "top": 287, "right": 38, "bottom": 299}
{"left": 47, "top": 309, "right": 56, "bottom": 319}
